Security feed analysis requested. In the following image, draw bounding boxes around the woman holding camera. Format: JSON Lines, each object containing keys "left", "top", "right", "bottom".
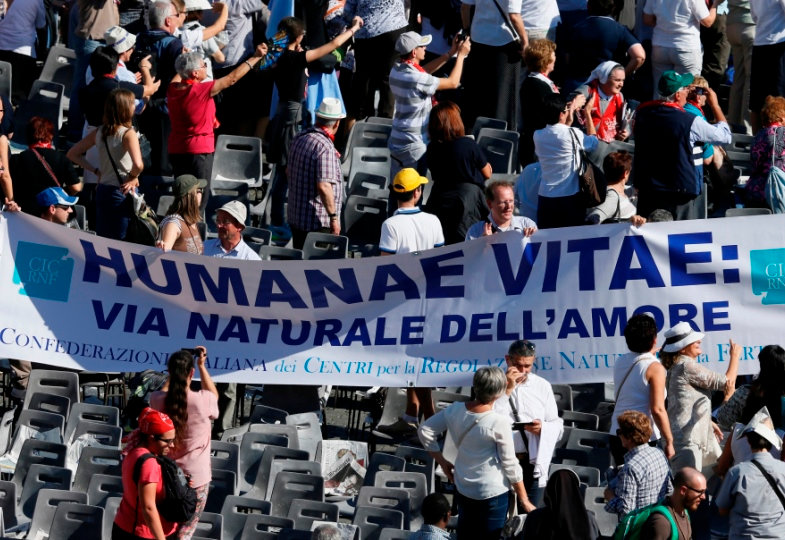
{"left": 150, "top": 347, "right": 218, "bottom": 540}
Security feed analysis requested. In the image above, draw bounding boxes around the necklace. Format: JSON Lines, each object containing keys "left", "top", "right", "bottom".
{"left": 668, "top": 505, "right": 689, "bottom": 539}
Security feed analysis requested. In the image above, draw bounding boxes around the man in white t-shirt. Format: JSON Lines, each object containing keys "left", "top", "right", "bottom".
{"left": 379, "top": 168, "right": 444, "bottom": 255}
{"left": 376, "top": 168, "right": 443, "bottom": 438}
{"left": 643, "top": 0, "right": 720, "bottom": 93}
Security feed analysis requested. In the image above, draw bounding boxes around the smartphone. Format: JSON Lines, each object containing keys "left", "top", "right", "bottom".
{"left": 184, "top": 348, "right": 201, "bottom": 358}
{"left": 513, "top": 422, "right": 535, "bottom": 429}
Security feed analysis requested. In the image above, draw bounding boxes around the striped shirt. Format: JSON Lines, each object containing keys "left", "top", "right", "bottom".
{"left": 287, "top": 127, "right": 344, "bottom": 231}
{"left": 389, "top": 62, "right": 440, "bottom": 155}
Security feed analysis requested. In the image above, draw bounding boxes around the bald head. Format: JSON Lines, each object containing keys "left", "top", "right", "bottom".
{"left": 673, "top": 467, "right": 702, "bottom": 488}
{"left": 672, "top": 467, "right": 706, "bottom": 512}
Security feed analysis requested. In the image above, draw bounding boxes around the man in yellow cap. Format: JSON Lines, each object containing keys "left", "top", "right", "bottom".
{"left": 379, "top": 168, "right": 444, "bottom": 255}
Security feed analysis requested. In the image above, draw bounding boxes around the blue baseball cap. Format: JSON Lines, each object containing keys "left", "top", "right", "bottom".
{"left": 36, "top": 187, "right": 79, "bottom": 208}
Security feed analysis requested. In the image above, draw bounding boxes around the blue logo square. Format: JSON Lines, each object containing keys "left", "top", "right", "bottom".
{"left": 12, "top": 241, "right": 74, "bottom": 302}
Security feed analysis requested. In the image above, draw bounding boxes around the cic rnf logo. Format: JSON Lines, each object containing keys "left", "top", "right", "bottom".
{"left": 12, "top": 241, "right": 74, "bottom": 302}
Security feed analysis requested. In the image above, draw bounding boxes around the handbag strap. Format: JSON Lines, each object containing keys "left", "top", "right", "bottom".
{"left": 30, "top": 148, "right": 61, "bottom": 188}
{"left": 750, "top": 458, "right": 785, "bottom": 512}
{"left": 489, "top": 0, "right": 521, "bottom": 43}
{"left": 615, "top": 356, "right": 649, "bottom": 401}
{"left": 454, "top": 411, "right": 494, "bottom": 449}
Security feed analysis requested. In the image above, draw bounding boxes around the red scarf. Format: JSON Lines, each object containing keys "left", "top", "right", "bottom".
{"left": 30, "top": 141, "right": 54, "bottom": 149}
{"left": 402, "top": 59, "right": 437, "bottom": 105}
{"left": 588, "top": 82, "right": 624, "bottom": 142}
{"left": 636, "top": 100, "right": 685, "bottom": 113}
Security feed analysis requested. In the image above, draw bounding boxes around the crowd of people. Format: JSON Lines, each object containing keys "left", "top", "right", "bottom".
{"left": 1, "top": 0, "right": 785, "bottom": 538}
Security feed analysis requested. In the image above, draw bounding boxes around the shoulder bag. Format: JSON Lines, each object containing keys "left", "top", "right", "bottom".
{"left": 765, "top": 126, "right": 785, "bottom": 214}
{"left": 489, "top": 0, "right": 522, "bottom": 45}
{"left": 569, "top": 128, "right": 607, "bottom": 207}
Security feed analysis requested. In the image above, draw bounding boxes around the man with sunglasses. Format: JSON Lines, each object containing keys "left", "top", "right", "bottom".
{"left": 36, "top": 187, "right": 79, "bottom": 226}
{"left": 640, "top": 467, "right": 706, "bottom": 539}
{"left": 493, "top": 339, "right": 563, "bottom": 507}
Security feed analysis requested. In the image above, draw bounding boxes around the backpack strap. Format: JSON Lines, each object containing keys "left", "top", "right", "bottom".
{"left": 133, "top": 451, "right": 157, "bottom": 485}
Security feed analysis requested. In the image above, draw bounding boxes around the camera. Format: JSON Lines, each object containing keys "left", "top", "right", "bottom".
{"left": 456, "top": 29, "right": 468, "bottom": 42}
{"left": 184, "top": 348, "right": 201, "bottom": 358}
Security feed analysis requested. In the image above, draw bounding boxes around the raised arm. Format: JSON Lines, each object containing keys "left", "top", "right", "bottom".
{"left": 195, "top": 345, "right": 219, "bottom": 398}
{"left": 211, "top": 43, "right": 267, "bottom": 96}
{"left": 436, "top": 37, "right": 471, "bottom": 90}
{"left": 305, "top": 16, "right": 363, "bottom": 63}
{"left": 201, "top": 2, "right": 229, "bottom": 40}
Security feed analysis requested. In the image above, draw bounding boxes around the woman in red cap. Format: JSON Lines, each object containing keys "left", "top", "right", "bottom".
{"left": 113, "top": 407, "right": 178, "bottom": 540}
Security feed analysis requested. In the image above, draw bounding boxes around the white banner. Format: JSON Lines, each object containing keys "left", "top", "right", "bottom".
{"left": 1, "top": 212, "right": 784, "bottom": 386}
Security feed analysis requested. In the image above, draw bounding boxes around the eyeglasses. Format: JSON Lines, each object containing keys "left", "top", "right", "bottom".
{"left": 196, "top": 188, "right": 204, "bottom": 194}
{"left": 155, "top": 435, "right": 176, "bottom": 444}
{"left": 684, "top": 485, "right": 706, "bottom": 496}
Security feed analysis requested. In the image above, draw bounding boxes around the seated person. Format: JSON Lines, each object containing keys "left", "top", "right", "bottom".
{"left": 576, "top": 61, "right": 630, "bottom": 143}
{"left": 465, "top": 181, "right": 537, "bottom": 240}
{"left": 683, "top": 76, "right": 717, "bottom": 167}
{"left": 604, "top": 410, "right": 672, "bottom": 516}
{"left": 586, "top": 150, "right": 645, "bottom": 224}
{"left": 409, "top": 493, "right": 452, "bottom": 540}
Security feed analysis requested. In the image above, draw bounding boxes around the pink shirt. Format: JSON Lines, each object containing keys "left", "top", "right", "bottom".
{"left": 150, "top": 389, "right": 219, "bottom": 488}
{"left": 114, "top": 447, "right": 177, "bottom": 538}
{"left": 167, "top": 80, "right": 217, "bottom": 155}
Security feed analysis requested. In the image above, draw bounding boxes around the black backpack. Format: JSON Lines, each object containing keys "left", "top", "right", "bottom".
{"left": 133, "top": 452, "right": 198, "bottom": 523}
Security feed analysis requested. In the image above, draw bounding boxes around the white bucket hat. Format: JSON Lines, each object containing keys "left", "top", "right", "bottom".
{"left": 104, "top": 26, "right": 137, "bottom": 54}
{"left": 217, "top": 201, "right": 247, "bottom": 227}
{"left": 743, "top": 406, "right": 783, "bottom": 450}
{"left": 661, "top": 321, "right": 704, "bottom": 353}
{"left": 316, "top": 97, "right": 346, "bottom": 120}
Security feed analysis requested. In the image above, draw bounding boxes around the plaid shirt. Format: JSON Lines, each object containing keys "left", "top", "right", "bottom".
{"left": 605, "top": 444, "right": 672, "bottom": 516}
{"left": 286, "top": 126, "right": 343, "bottom": 231}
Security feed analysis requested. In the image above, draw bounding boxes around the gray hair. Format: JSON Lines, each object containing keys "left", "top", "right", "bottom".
{"left": 316, "top": 117, "right": 340, "bottom": 129}
{"left": 176, "top": 51, "right": 203, "bottom": 79}
{"left": 149, "top": 1, "right": 174, "bottom": 30}
{"left": 311, "top": 524, "right": 341, "bottom": 540}
{"left": 473, "top": 367, "right": 507, "bottom": 404}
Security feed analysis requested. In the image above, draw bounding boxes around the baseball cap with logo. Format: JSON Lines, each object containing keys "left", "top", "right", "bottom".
{"left": 658, "top": 70, "right": 694, "bottom": 97}
{"left": 392, "top": 168, "right": 428, "bottom": 193}
{"left": 36, "top": 187, "right": 79, "bottom": 208}
{"left": 395, "top": 31, "right": 432, "bottom": 55}
{"left": 104, "top": 26, "right": 137, "bottom": 54}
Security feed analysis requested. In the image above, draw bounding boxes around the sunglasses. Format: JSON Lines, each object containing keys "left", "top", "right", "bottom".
{"left": 155, "top": 435, "right": 176, "bottom": 444}
{"left": 693, "top": 88, "right": 707, "bottom": 95}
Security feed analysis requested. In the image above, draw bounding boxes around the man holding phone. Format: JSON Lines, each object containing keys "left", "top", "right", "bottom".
{"left": 493, "top": 340, "right": 563, "bottom": 507}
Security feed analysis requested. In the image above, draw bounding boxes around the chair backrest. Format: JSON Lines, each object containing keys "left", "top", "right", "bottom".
{"left": 220, "top": 424, "right": 250, "bottom": 443}
{"left": 242, "top": 226, "right": 273, "bottom": 246}
{"left": 345, "top": 122, "right": 393, "bottom": 158}
{"left": 565, "top": 428, "right": 612, "bottom": 470}
{"left": 560, "top": 410, "right": 599, "bottom": 430}
{"left": 68, "top": 204, "right": 88, "bottom": 230}
{"left": 211, "top": 440, "right": 240, "bottom": 479}
{"left": 352, "top": 506, "right": 404, "bottom": 540}
{"left": 549, "top": 464, "right": 601, "bottom": 487}
{"left": 13, "top": 439, "right": 67, "bottom": 494}
{"left": 259, "top": 245, "right": 304, "bottom": 260}
{"left": 379, "top": 528, "right": 412, "bottom": 540}
{"left": 373, "top": 388, "right": 408, "bottom": 432}
{"left": 220, "top": 495, "right": 272, "bottom": 540}
{"left": 366, "top": 117, "right": 393, "bottom": 125}
{"left": 250, "top": 404, "right": 289, "bottom": 425}
{"left": 430, "top": 390, "right": 470, "bottom": 412}
{"left": 205, "top": 468, "right": 237, "bottom": 513}
{"left": 729, "top": 133, "right": 754, "bottom": 152}
{"left": 394, "top": 446, "right": 435, "bottom": 493}
{"left": 27, "top": 80, "right": 66, "bottom": 128}
{"left": 103, "top": 496, "right": 122, "bottom": 540}
{"left": 267, "top": 460, "right": 322, "bottom": 498}
{"left": 348, "top": 147, "right": 391, "bottom": 184}
{"left": 248, "top": 423, "right": 300, "bottom": 448}
{"left": 472, "top": 116, "right": 508, "bottom": 139}
{"left": 156, "top": 195, "right": 175, "bottom": 218}
{"left": 477, "top": 128, "right": 519, "bottom": 168}
{"left": 725, "top": 207, "right": 773, "bottom": 217}
{"left": 725, "top": 149, "right": 752, "bottom": 163}
{"left": 374, "top": 471, "right": 427, "bottom": 529}
{"left": 70, "top": 421, "right": 122, "bottom": 447}
{"left": 477, "top": 136, "right": 514, "bottom": 174}
{"left": 302, "top": 232, "right": 349, "bottom": 260}
{"left": 73, "top": 446, "right": 122, "bottom": 492}
{"left": 363, "top": 452, "right": 406, "bottom": 488}
{"left": 65, "top": 402, "right": 120, "bottom": 442}
{"left": 241, "top": 514, "right": 295, "bottom": 538}
{"left": 27, "top": 392, "right": 70, "bottom": 418}
{"left": 287, "top": 499, "right": 339, "bottom": 530}
{"left": 28, "top": 488, "right": 88, "bottom": 540}
{"left": 0, "top": 60, "right": 11, "bottom": 102}
{"left": 86, "top": 473, "right": 123, "bottom": 507}
{"left": 550, "top": 384, "right": 573, "bottom": 412}
{"left": 19, "top": 464, "right": 73, "bottom": 519}
{"left": 348, "top": 171, "right": 389, "bottom": 198}
{"left": 284, "top": 412, "right": 322, "bottom": 460}
{"left": 247, "top": 445, "right": 309, "bottom": 500}
{"left": 238, "top": 431, "right": 291, "bottom": 494}
{"left": 39, "top": 46, "right": 76, "bottom": 105}
{"left": 269, "top": 472, "right": 325, "bottom": 517}
{"left": 0, "top": 480, "right": 16, "bottom": 530}
{"left": 584, "top": 486, "right": 620, "bottom": 537}
{"left": 22, "top": 370, "right": 79, "bottom": 414}
{"left": 356, "top": 486, "right": 410, "bottom": 530}
{"left": 15, "top": 409, "right": 64, "bottom": 444}
{"left": 211, "top": 134, "right": 263, "bottom": 186}
{"left": 342, "top": 195, "right": 387, "bottom": 247}
{"left": 47, "top": 502, "right": 103, "bottom": 540}
{"left": 194, "top": 511, "right": 224, "bottom": 539}
{"left": 0, "top": 410, "right": 13, "bottom": 457}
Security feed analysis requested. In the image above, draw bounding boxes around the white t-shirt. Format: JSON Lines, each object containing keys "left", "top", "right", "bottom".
{"left": 750, "top": 0, "right": 785, "bottom": 45}
{"left": 534, "top": 124, "right": 599, "bottom": 198}
{"left": 379, "top": 208, "right": 444, "bottom": 254}
{"left": 644, "top": 0, "right": 709, "bottom": 50}
{"left": 520, "top": 0, "right": 561, "bottom": 30}
{"left": 462, "top": 0, "right": 523, "bottom": 47}
{"left": 0, "top": 0, "right": 46, "bottom": 57}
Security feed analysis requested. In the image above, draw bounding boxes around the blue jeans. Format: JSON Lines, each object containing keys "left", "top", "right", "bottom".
{"left": 456, "top": 491, "right": 510, "bottom": 540}
{"left": 95, "top": 184, "right": 133, "bottom": 240}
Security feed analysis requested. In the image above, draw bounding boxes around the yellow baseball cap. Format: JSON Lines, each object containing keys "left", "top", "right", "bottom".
{"left": 392, "top": 168, "right": 428, "bottom": 193}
